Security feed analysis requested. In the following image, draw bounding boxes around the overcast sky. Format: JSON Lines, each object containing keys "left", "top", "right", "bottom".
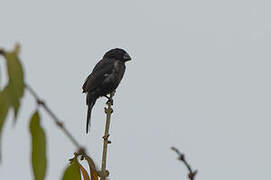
{"left": 1, "top": 0, "right": 271, "bottom": 179}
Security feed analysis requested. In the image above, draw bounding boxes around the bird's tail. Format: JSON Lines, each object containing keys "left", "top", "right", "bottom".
{"left": 86, "top": 93, "right": 97, "bottom": 134}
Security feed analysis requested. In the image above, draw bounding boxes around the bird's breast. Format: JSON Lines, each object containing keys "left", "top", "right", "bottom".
{"left": 103, "top": 61, "right": 125, "bottom": 88}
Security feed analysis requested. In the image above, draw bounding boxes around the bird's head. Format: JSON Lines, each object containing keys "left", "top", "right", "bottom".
{"left": 104, "top": 48, "right": 131, "bottom": 62}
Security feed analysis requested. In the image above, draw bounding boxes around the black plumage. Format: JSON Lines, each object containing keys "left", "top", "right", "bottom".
{"left": 82, "top": 48, "right": 131, "bottom": 133}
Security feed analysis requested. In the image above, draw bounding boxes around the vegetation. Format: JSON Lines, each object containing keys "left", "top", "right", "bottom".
{"left": 0, "top": 44, "right": 196, "bottom": 180}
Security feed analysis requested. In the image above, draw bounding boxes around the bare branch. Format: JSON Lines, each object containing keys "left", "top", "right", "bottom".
{"left": 171, "top": 146, "right": 198, "bottom": 180}
{"left": 100, "top": 91, "right": 115, "bottom": 180}
{"left": 25, "top": 83, "right": 85, "bottom": 152}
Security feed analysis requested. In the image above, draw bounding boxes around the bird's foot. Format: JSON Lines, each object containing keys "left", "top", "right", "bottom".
{"left": 106, "top": 98, "right": 113, "bottom": 105}
{"left": 104, "top": 95, "right": 113, "bottom": 105}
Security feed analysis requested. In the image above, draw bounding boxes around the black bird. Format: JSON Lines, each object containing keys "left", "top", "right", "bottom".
{"left": 82, "top": 48, "right": 131, "bottom": 133}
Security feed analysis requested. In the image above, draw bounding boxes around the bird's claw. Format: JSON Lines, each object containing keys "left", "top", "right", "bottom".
{"left": 106, "top": 98, "right": 113, "bottom": 105}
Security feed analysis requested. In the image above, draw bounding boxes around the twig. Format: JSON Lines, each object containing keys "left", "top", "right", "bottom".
{"left": 100, "top": 91, "right": 114, "bottom": 180}
{"left": 171, "top": 146, "right": 197, "bottom": 180}
{"left": 25, "top": 83, "right": 85, "bottom": 152}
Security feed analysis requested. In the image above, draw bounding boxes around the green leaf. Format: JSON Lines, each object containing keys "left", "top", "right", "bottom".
{"left": 0, "top": 44, "right": 25, "bottom": 162}
{"left": 29, "top": 111, "right": 47, "bottom": 180}
{"left": 0, "top": 87, "right": 10, "bottom": 161}
{"left": 3, "top": 44, "right": 25, "bottom": 121}
{"left": 0, "top": 62, "right": 2, "bottom": 89}
{"left": 62, "top": 159, "right": 81, "bottom": 180}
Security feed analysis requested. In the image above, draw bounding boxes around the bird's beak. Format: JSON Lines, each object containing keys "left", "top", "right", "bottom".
{"left": 123, "top": 53, "right": 131, "bottom": 62}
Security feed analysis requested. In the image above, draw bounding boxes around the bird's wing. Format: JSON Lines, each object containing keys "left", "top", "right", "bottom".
{"left": 82, "top": 58, "right": 114, "bottom": 93}
{"left": 92, "top": 58, "right": 109, "bottom": 73}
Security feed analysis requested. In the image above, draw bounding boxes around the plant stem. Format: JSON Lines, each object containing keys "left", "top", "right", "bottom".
{"left": 171, "top": 146, "right": 197, "bottom": 180}
{"left": 100, "top": 92, "right": 114, "bottom": 180}
{"left": 25, "top": 84, "right": 84, "bottom": 151}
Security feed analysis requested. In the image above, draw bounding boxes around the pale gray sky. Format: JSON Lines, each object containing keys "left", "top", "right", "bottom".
{"left": 1, "top": 0, "right": 271, "bottom": 179}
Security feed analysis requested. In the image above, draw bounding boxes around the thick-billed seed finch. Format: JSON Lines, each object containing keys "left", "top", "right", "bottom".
{"left": 82, "top": 48, "right": 131, "bottom": 133}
